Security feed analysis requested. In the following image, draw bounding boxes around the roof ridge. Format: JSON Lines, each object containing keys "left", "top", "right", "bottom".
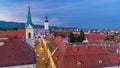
{"left": 51, "top": 47, "right": 58, "bottom": 56}
{"left": 102, "top": 47, "right": 112, "bottom": 54}
{"left": 14, "top": 38, "right": 36, "bottom": 63}
{"left": 0, "top": 38, "right": 35, "bottom": 67}
{"left": 59, "top": 45, "right": 67, "bottom": 68}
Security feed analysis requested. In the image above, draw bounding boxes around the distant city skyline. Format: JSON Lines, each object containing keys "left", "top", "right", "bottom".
{"left": 0, "top": 0, "right": 120, "bottom": 29}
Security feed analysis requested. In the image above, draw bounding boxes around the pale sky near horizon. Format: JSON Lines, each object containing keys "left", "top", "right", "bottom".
{"left": 0, "top": 0, "right": 120, "bottom": 29}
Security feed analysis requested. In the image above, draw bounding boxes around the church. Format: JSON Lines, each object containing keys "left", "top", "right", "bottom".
{"left": 25, "top": 5, "right": 49, "bottom": 48}
{"left": 0, "top": 4, "right": 50, "bottom": 68}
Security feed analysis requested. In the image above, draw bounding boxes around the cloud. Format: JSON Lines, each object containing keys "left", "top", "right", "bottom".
{"left": 49, "top": 18, "right": 64, "bottom": 26}
{"left": 0, "top": 0, "right": 120, "bottom": 29}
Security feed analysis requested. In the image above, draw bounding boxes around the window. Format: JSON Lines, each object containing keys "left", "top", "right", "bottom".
{"left": 77, "top": 61, "right": 81, "bottom": 66}
{"left": 28, "top": 32, "right": 31, "bottom": 38}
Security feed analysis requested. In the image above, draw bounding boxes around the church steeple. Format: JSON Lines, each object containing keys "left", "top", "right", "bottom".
{"left": 25, "top": 4, "right": 34, "bottom": 48}
{"left": 26, "top": 5, "right": 33, "bottom": 28}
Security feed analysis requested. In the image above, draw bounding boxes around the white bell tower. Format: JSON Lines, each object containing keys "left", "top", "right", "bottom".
{"left": 44, "top": 16, "right": 49, "bottom": 30}
{"left": 25, "top": 5, "right": 34, "bottom": 48}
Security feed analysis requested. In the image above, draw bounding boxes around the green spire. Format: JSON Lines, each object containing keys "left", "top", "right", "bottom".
{"left": 25, "top": 5, "right": 33, "bottom": 28}
{"left": 45, "top": 16, "right": 48, "bottom": 22}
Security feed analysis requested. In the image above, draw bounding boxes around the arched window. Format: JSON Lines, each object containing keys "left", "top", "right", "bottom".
{"left": 28, "top": 32, "right": 31, "bottom": 38}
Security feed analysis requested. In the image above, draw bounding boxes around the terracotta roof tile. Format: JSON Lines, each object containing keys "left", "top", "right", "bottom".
{"left": 52, "top": 44, "right": 120, "bottom": 68}
{"left": 106, "top": 45, "right": 118, "bottom": 53}
{"left": 85, "top": 34, "right": 105, "bottom": 43}
{"left": 0, "top": 29, "right": 25, "bottom": 38}
{"left": 0, "top": 37, "right": 36, "bottom": 67}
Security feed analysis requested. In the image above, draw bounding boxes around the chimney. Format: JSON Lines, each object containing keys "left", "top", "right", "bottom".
{"left": 72, "top": 46, "right": 78, "bottom": 53}
{"left": 104, "top": 43, "right": 107, "bottom": 48}
{"left": 116, "top": 49, "right": 119, "bottom": 54}
{"left": 96, "top": 45, "right": 100, "bottom": 48}
{"left": 118, "top": 43, "right": 120, "bottom": 49}
{"left": 85, "top": 45, "right": 88, "bottom": 49}
{"left": 108, "top": 43, "right": 111, "bottom": 47}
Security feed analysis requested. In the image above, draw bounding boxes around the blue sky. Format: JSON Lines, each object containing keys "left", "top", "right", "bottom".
{"left": 0, "top": 0, "right": 120, "bottom": 29}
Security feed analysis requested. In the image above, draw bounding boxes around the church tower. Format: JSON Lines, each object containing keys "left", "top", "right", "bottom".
{"left": 25, "top": 5, "right": 34, "bottom": 48}
{"left": 44, "top": 16, "right": 49, "bottom": 30}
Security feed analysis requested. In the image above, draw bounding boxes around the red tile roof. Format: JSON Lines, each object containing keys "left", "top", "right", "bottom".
{"left": 86, "top": 34, "right": 105, "bottom": 39}
{"left": 52, "top": 42, "right": 120, "bottom": 68}
{"left": 52, "top": 30, "right": 89, "bottom": 37}
{"left": 0, "top": 37, "right": 36, "bottom": 67}
{"left": 0, "top": 29, "right": 25, "bottom": 38}
{"left": 106, "top": 45, "right": 118, "bottom": 53}
{"left": 52, "top": 44, "right": 67, "bottom": 68}
{"left": 53, "top": 36, "right": 63, "bottom": 45}
{"left": 85, "top": 34, "right": 105, "bottom": 43}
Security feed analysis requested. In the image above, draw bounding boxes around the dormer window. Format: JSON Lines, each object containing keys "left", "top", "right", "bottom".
{"left": 0, "top": 42, "right": 4, "bottom": 46}
{"left": 98, "top": 59, "right": 102, "bottom": 64}
{"left": 77, "top": 61, "right": 81, "bottom": 66}
{"left": 55, "top": 56, "right": 60, "bottom": 60}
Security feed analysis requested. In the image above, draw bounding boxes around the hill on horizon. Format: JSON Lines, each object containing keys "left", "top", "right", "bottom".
{"left": 0, "top": 21, "right": 77, "bottom": 30}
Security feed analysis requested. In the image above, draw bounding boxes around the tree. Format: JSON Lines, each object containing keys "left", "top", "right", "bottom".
{"left": 77, "top": 30, "right": 85, "bottom": 42}
{"left": 68, "top": 30, "right": 85, "bottom": 43}
{"left": 104, "top": 35, "right": 115, "bottom": 41}
{"left": 69, "top": 32, "right": 75, "bottom": 43}
{"left": 77, "top": 35, "right": 83, "bottom": 42}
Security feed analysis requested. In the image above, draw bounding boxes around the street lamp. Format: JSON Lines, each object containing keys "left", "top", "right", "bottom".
{"left": 42, "top": 57, "right": 49, "bottom": 68}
